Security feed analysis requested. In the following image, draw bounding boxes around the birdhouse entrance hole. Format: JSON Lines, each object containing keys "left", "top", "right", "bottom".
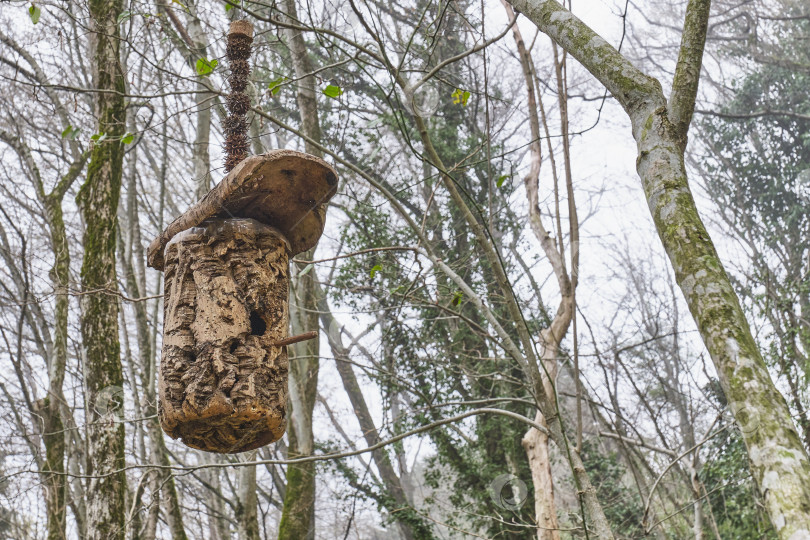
{"left": 250, "top": 311, "right": 267, "bottom": 336}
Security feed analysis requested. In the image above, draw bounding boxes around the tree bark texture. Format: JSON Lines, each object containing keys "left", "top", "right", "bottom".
{"left": 77, "top": 0, "right": 127, "bottom": 537}
{"left": 159, "top": 218, "right": 290, "bottom": 453}
{"left": 277, "top": 257, "right": 319, "bottom": 540}
{"left": 42, "top": 183, "right": 75, "bottom": 540}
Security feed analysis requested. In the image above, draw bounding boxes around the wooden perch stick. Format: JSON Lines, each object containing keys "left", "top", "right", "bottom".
{"left": 270, "top": 331, "right": 318, "bottom": 348}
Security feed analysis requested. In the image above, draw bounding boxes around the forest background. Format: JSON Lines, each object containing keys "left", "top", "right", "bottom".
{"left": 0, "top": 0, "right": 808, "bottom": 538}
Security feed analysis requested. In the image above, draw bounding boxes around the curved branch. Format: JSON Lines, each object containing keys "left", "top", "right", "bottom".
{"left": 504, "top": 0, "right": 662, "bottom": 116}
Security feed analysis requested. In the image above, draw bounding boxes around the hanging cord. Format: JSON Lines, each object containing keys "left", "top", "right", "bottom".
{"left": 224, "top": 20, "right": 254, "bottom": 172}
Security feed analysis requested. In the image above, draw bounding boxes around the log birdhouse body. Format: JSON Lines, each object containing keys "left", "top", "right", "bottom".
{"left": 161, "top": 219, "right": 290, "bottom": 452}
{"left": 148, "top": 151, "right": 338, "bottom": 453}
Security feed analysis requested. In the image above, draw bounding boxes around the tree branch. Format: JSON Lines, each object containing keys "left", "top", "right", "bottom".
{"left": 668, "top": 0, "right": 712, "bottom": 141}
{"left": 504, "top": 0, "right": 662, "bottom": 116}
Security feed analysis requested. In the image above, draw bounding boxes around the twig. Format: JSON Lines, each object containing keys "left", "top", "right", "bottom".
{"left": 269, "top": 331, "right": 318, "bottom": 347}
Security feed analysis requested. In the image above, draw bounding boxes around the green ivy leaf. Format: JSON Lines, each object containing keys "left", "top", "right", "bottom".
{"left": 451, "top": 88, "right": 470, "bottom": 106}
{"left": 451, "top": 291, "right": 463, "bottom": 306}
{"left": 224, "top": 2, "right": 234, "bottom": 11}
{"left": 195, "top": 58, "right": 218, "bottom": 77}
{"left": 90, "top": 132, "right": 107, "bottom": 142}
{"left": 496, "top": 174, "right": 510, "bottom": 188}
{"left": 29, "top": 4, "right": 41, "bottom": 24}
{"left": 322, "top": 84, "right": 344, "bottom": 99}
{"left": 121, "top": 132, "right": 135, "bottom": 145}
{"left": 370, "top": 264, "right": 382, "bottom": 278}
{"left": 61, "top": 125, "right": 80, "bottom": 140}
{"left": 117, "top": 10, "right": 132, "bottom": 23}
{"left": 268, "top": 76, "right": 288, "bottom": 96}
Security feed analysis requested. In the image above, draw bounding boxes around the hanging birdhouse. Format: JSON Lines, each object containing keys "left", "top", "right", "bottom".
{"left": 147, "top": 150, "right": 338, "bottom": 453}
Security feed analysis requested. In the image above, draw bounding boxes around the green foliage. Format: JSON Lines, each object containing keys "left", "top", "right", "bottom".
{"left": 322, "top": 84, "right": 344, "bottom": 99}
{"left": 29, "top": 4, "right": 41, "bottom": 24}
{"left": 313, "top": 4, "right": 543, "bottom": 536}
{"left": 451, "top": 88, "right": 470, "bottom": 106}
{"left": 268, "top": 75, "right": 288, "bottom": 95}
{"left": 699, "top": 381, "right": 777, "bottom": 539}
{"left": 61, "top": 125, "right": 80, "bottom": 140}
{"left": 573, "top": 440, "right": 644, "bottom": 539}
{"left": 195, "top": 58, "right": 218, "bottom": 77}
{"left": 328, "top": 76, "right": 537, "bottom": 540}
{"left": 700, "top": 428, "right": 777, "bottom": 539}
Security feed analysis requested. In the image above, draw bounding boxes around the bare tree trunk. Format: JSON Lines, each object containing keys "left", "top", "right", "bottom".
{"left": 186, "top": 0, "right": 212, "bottom": 198}
{"left": 689, "top": 463, "right": 704, "bottom": 540}
{"left": 237, "top": 450, "right": 262, "bottom": 540}
{"left": 506, "top": 0, "right": 810, "bottom": 536}
{"left": 78, "top": 0, "right": 127, "bottom": 537}
{"left": 278, "top": 261, "right": 319, "bottom": 540}
{"left": 200, "top": 451, "right": 231, "bottom": 540}
{"left": 523, "top": 393, "right": 561, "bottom": 540}
{"left": 503, "top": 8, "right": 559, "bottom": 539}
{"left": 118, "top": 97, "right": 190, "bottom": 540}
{"left": 41, "top": 187, "right": 74, "bottom": 540}
{"left": 317, "top": 281, "right": 433, "bottom": 540}
{"left": 278, "top": 0, "right": 325, "bottom": 537}
{"left": 501, "top": 4, "right": 582, "bottom": 537}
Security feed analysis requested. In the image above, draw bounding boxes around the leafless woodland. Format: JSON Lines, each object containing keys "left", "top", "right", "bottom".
{"left": 0, "top": 0, "right": 808, "bottom": 538}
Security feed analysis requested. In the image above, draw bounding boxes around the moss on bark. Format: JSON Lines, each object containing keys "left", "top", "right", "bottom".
{"left": 77, "top": 0, "right": 127, "bottom": 538}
